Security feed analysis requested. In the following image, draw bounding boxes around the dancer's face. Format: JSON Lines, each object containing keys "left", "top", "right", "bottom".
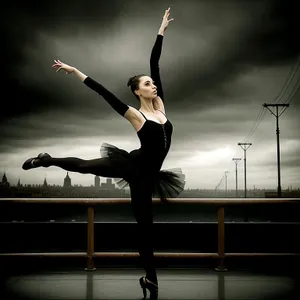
{"left": 135, "top": 76, "right": 157, "bottom": 100}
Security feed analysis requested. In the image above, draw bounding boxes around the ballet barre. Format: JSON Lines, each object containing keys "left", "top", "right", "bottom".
{"left": 0, "top": 197, "right": 299, "bottom": 272}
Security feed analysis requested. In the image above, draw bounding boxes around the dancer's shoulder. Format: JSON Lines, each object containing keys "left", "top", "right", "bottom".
{"left": 124, "top": 106, "right": 146, "bottom": 132}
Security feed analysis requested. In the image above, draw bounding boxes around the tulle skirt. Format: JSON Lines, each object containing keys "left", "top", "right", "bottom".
{"left": 100, "top": 142, "right": 185, "bottom": 200}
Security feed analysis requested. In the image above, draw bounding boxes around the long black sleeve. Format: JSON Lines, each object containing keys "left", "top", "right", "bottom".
{"left": 84, "top": 77, "right": 129, "bottom": 116}
{"left": 150, "top": 34, "right": 164, "bottom": 102}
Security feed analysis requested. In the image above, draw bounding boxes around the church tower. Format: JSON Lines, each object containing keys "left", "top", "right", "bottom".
{"left": 43, "top": 177, "right": 48, "bottom": 188}
{"left": 0, "top": 172, "right": 10, "bottom": 187}
{"left": 63, "top": 172, "right": 72, "bottom": 188}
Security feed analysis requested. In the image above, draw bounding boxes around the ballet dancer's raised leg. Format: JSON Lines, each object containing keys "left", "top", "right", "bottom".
{"left": 22, "top": 153, "right": 127, "bottom": 178}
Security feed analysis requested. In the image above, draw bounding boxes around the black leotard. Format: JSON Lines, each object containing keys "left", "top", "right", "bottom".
{"left": 134, "top": 110, "right": 172, "bottom": 172}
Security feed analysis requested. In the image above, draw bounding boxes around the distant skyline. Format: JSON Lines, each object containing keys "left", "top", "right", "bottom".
{"left": 1, "top": 171, "right": 297, "bottom": 191}
{"left": 2, "top": 0, "right": 300, "bottom": 190}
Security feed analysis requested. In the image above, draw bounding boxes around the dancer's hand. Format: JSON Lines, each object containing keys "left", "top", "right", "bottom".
{"left": 159, "top": 7, "right": 174, "bottom": 33}
{"left": 52, "top": 60, "right": 75, "bottom": 75}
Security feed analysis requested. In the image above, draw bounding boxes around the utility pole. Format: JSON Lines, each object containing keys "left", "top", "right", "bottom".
{"left": 237, "top": 143, "right": 252, "bottom": 198}
{"left": 263, "top": 103, "right": 289, "bottom": 198}
{"left": 224, "top": 171, "right": 229, "bottom": 197}
{"left": 232, "top": 158, "right": 241, "bottom": 197}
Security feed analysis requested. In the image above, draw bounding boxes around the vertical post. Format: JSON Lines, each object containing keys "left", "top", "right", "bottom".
{"left": 263, "top": 103, "right": 289, "bottom": 198}
{"left": 215, "top": 207, "right": 227, "bottom": 271}
{"left": 243, "top": 148, "right": 249, "bottom": 222}
{"left": 232, "top": 158, "right": 241, "bottom": 198}
{"left": 238, "top": 143, "right": 252, "bottom": 199}
{"left": 276, "top": 106, "right": 282, "bottom": 197}
{"left": 243, "top": 149, "right": 247, "bottom": 198}
{"left": 85, "top": 206, "right": 96, "bottom": 271}
{"left": 225, "top": 171, "right": 229, "bottom": 197}
{"left": 235, "top": 164, "right": 238, "bottom": 197}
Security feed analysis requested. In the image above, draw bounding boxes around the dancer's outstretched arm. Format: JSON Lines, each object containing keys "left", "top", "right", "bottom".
{"left": 52, "top": 60, "right": 129, "bottom": 117}
{"left": 151, "top": 7, "right": 174, "bottom": 111}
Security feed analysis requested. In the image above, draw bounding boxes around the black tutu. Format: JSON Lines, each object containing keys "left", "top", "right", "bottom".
{"left": 100, "top": 142, "right": 185, "bottom": 200}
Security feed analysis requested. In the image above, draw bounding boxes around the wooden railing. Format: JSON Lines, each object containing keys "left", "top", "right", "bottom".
{"left": 0, "top": 197, "right": 299, "bottom": 272}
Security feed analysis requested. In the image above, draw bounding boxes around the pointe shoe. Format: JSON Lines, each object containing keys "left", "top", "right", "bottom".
{"left": 22, "top": 153, "right": 51, "bottom": 170}
{"left": 139, "top": 277, "right": 158, "bottom": 300}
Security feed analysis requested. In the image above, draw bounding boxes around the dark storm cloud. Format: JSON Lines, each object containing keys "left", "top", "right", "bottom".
{"left": 3, "top": 0, "right": 127, "bottom": 120}
{"left": 4, "top": 0, "right": 300, "bottom": 121}
{"left": 163, "top": 0, "right": 300, "bottom": 109}
{"left": 0, "top": 110, "right": 133, "bottom": 153}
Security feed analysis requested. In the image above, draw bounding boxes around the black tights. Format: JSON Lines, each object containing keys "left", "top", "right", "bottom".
{"left": 39, "top": 156, "right": 158, "bottom": 284}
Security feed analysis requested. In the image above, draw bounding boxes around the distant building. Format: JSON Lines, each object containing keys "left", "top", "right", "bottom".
{"left": 101, "top": 178, "right": 116, "bottom": 190}
{"left": 17, "top": 178, "right": 22, "bottom": 188}
{"left": 0, "top": 172, "right": 10, "bottom": 188}
{"left": 43, "top": 177, "right": 48, "bottom": 188}
{"left": 95, "top": 176, "right": 100, "bottom": 188}
{"left": 63, "top": 172, "right": 72, "bottom": 188}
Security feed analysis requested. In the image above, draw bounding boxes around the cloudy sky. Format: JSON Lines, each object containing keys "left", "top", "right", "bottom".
{"left": 2, "top": 0, "right": 300, "bottom": 190}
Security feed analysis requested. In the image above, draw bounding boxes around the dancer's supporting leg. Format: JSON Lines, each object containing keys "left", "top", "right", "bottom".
{"left": 130, "top": 177, "right": 158, "bottom": 285}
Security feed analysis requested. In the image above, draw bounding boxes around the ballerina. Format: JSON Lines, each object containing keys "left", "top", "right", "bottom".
{"left": 22, "top": 7, "right": 185, "bottom": 299}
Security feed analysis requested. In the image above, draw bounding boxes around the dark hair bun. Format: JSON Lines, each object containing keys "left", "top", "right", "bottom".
{"left": 127, "top": 76, "right": 135, "bottom": 87}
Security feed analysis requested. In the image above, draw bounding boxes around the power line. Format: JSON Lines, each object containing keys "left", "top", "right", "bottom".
{"left": 215, "top": 175, "right": 224, "bottom": 190}
{"left": 281, "top": 75, "right": 300, "bottom": 105}
{"left": 275, "top": 55, "right": 300, "bottom": 104}
{"left": 243, "top": 106, "right": 267, "bottom": 143}
{"left": 242, "top": 106, "right": 264, "bottom": 142}
{"left": 240, "top": 54, "right": 300, "bottom": 144}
